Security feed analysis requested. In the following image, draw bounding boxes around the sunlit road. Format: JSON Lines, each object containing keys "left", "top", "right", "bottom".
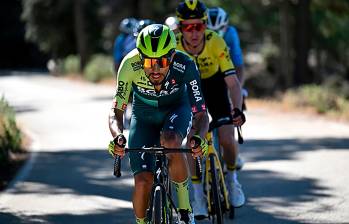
{"left": 1, "top": 72, "right": 349, "bottom": 224}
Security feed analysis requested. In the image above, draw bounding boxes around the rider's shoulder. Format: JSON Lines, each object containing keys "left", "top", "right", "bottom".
{"left": 205, "top": 29, "right": 220, "bottom": 42}
{"left": 120, "top": 48, "right": 143, "bottom": 72}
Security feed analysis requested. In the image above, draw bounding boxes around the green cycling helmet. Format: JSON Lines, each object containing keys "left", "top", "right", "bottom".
{"left": 136, "top": 24, "right": 176, "bottom": 58}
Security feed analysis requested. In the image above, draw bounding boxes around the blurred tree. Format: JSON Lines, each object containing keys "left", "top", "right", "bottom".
{"left": 74, "top": 0, "right": 88, "bottom": 71}
{"left": 0, "top": 0, "right": 47, "bottom": 68}
{"left": 294, "top": 0, "right": 311, "bottom": 85}
{"left": 21, "top": 0, "right": 102, "bottom": 71}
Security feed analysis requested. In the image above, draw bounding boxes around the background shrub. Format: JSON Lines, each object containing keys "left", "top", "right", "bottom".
{"left": 0, "top": 96, "right": 22, "bottom": 165}
{"left": 83, "top": 54, "right": 114, "bottom": 82}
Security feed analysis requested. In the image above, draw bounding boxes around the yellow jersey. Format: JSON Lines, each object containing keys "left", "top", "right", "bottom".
{"left": 176, "top": 30, "right": 236, "bottom": 79}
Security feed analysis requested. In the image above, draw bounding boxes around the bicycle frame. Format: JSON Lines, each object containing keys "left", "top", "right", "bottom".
{"left": 114, "top": 147, "right": 192, "bottom": 224}
{"left": 204, "top": 131, "right": 230, "bottom": 216}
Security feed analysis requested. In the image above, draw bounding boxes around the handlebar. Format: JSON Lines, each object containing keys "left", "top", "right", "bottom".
{"left": 113, "top": 147, "right": 201, "bottom": 178}
{"left": 209, "top": 116, "right": 244, "bottom": 144}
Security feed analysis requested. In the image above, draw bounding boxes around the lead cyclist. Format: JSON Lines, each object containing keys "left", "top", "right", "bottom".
{"left": 108, "top": 24, "right": 209, "bottom": 224}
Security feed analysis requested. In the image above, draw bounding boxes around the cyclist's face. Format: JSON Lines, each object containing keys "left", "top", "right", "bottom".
{"left": 143, "top": 52, "right": 175, "bottom": 86}
{"left": 180, "top": 19, "right": 206, "bottom": 47}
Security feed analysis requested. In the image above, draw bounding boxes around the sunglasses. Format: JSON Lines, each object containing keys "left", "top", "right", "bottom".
{"left": 142, "top": 56, "right": 171, "bottom": 69}
{"left": 181, "top": 23, "right": 206, "bottom": 32}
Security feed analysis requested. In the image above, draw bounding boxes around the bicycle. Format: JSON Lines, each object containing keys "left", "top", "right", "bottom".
{"left": 113, "top": 147, "right": 196, "bottom": 224}
{"left": 201, "top": 117, "right": 244, "bottom": 223}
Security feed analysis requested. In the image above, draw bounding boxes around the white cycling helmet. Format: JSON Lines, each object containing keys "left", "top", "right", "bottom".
{"left": 207, "top": 7, "right": 229, "bottom": 36}
{"left": 165, "top": 16, "right": 178, "bottom": 31}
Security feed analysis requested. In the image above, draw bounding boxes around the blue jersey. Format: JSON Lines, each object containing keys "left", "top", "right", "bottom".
{"left": 223, "top": 26, "right": 244, "bottom": 67}
{"left": 113, "top": 33, "right": 136, "bottom": 64}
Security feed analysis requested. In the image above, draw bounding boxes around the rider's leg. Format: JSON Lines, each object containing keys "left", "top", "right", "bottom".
{"left": 133, "top": 171, "right": 154, "bottom": 219}
{"left": 217, "top": 124, "right": 237, "bottom": 168}
{"left": 161, "top": 130, "right": 191, "bottom": 211}
{"left": 218, "top": 124, "right": 245, "bottom": 207}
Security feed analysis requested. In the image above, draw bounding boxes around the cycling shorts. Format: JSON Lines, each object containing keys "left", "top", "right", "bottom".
{"left": 200, "top": 72, "right": 231, "bottom": 123}
{"left": 128, "top": 104, "right": 192, "bottom": 175}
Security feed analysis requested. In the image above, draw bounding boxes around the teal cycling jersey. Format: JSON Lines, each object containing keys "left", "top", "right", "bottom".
{"left": 113, "top": 48, "right": 206, "bottom": 114}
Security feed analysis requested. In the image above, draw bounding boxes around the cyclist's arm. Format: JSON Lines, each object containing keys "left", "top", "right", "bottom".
{"left": 225, "top": 75, "right": 242, "bottom": 110}
{"left": 108, "top": 56, "right": 133, "bottom": 137}
{"left": 184, "top": 60, "right": 209, "bottom": 138}
{"left": 225, "top": 26, "right": 244, "bottom": 85}
{"left": 213, "top": 35, "right": 243, "bottom": 110}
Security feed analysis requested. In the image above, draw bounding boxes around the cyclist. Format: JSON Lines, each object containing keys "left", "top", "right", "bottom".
{"left": 108, "top": 24, "right": 209, "bottom": 224}
{"left": 207, "top": 7, "right": 246, "bottom": 169}
{"left": 175, "top": 0, "right": 246, "bottom": 219}
{"left": 113, "top": 17, "right": 138, "bottom": 72}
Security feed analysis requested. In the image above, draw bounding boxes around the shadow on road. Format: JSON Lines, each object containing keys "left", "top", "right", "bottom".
{"left": 241, "top": 137, "right": 349, "bottom": 162}
{"left": 2, "top": 137, "right": 349, "bottom": 223}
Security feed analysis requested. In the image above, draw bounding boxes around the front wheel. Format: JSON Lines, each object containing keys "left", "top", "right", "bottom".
{"left": 153, "top": 186, "right": 163, "bottom": 224}
{"left": 209, "top": 154, "right": 224, "bottom": 224}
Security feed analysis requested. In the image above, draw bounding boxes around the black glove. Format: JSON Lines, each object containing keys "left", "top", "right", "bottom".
{"left": 232, "top": 108, "right": 246, "bottom": 125}
{"left": 113, "top": 134, "right": 127, "bottom": 148}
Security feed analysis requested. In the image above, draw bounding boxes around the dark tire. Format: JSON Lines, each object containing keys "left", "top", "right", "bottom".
{"left": 153, "top": 187, "right": 163, "bottom": 224}
{"left": 209, "top": 154, "right": 224, "bottom": 224}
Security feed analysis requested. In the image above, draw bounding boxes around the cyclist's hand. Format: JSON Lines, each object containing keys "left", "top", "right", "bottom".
{"left": 190, "top": 135, "right": 208, "bottom": 158}
{"left": 232, "top": 108, "right": 246, "bottom": 126}
{"left": 108, "top": 134, "right": 127, "bottom": 158}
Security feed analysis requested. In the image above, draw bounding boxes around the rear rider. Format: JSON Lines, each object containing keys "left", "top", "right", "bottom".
{"left": 175, "top": 0, "right": 246, "bottom": 219}
{"left": 108, "top": 24, "right": 209, "bottom": 224}
{"left": 207, "top": 7, "right": 247, "bottom": 169}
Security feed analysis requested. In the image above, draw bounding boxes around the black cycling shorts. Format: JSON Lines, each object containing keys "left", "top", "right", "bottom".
{"left": 127, "top": 103, "right": 192, "bottom": 175}
{"left": 200, "top": 72, "right": 232, "bottom": 122}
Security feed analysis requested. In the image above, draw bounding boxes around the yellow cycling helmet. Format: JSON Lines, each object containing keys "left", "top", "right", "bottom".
{"left": 176, "top": 0, "right": 208, "bottom": 21}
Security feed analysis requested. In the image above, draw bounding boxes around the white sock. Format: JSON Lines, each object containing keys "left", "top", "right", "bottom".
{"left": 192, "top": 183, "right": 204, "bottom": 198}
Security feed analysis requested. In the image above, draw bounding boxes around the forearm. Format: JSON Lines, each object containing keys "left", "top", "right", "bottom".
{"left": 236, "top": 66, "right": 244, "bottom": 86}
{"left": 108, "top": 108, "right": 124, "bottom": 138}
{"left": 192, "top": 111, "right": 209, "bottom": 139}
{"left": 226, "top": 76, "right": 243, "bottom": 110}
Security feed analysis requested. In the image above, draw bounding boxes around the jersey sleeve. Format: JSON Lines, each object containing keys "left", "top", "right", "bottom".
{"left": 225, "top": 26, "right": 244, "bottom": 67}
{"left": 212, "top": 34, "right": 236, "bottom": 77}
{"left": 183, "top": 59, "right": 207, "bottom": 114}
{"left": 113, "top": 56, "right": 133, "bottom": 111}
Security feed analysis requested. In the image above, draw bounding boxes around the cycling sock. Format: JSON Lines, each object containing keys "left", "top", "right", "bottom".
{"left": 226, "top": 169, "right": 237, "bottom": 185}
{"left": 191, "top": 175, "right": 201, "bottom": 184}
{"left": 192, "top": 182, "right": 205, "bottom": 198}
{"left": 227, "top": 164, "right": 237, "bottom": 171}
{"left": 135, "top": 217, "right": 147, "bottom": 224}
{"left": 172, "top": 178, "right": 192, "bottom": 212}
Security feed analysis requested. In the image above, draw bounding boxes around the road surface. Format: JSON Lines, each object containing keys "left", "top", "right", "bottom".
{"left": 1, "top": 72, "right": 349, "bottom": 224}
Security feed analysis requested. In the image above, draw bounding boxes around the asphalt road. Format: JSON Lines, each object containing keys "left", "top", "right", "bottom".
{"left": 1, "top": 72, "right": 349, "bottom": 224}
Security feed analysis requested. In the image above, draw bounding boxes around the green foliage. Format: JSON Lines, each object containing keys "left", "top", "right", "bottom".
{"left": 0, "top": 96, "right": 22, "bottom": 165}
{"left": 284, "top": 85, "right": 349, "bottom": 116}
{"left": 83, "top": 54, "right": 114, "bottom": 82}
{"left": 21, "top": 0, "right": 102, "bottom": 58}
{"left": 62, "top": 55, "right": 80, "bottom": 74}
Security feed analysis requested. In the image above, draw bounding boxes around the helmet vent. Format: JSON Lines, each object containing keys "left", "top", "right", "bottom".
{"left": 151, "top": 37, "right": 160, "bottom": 53}
{"left": 140, "top": 33, "right": 146, "bottom": 49}
{"left": 163, "top": 33, "right": 171, "bottom": 50}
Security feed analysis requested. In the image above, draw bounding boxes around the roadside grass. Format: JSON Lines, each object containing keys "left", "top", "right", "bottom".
{"left": 0, "top": 96, "right": 28, "bottom": 191}
{"left": 248, "top": 85, "right": 349, "bottom": 123}
{"left": 283, "top": 84, "right": 349, "bottom": 121}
